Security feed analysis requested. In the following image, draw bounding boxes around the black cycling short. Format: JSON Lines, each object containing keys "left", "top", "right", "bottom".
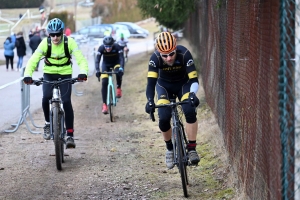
{"left": 156, "top": 77, "right": 197, "bottom": 132}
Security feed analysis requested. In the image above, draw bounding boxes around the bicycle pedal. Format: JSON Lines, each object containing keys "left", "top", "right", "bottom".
{"left": 189, "top": 162, "right": 199, "bottom": 167}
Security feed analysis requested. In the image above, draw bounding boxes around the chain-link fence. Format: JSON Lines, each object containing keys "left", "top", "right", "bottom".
{"left": 184, "top": 1, "right": 300, "bottom": 199}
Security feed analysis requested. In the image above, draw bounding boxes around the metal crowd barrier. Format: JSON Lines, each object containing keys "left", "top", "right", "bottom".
{"left": 3, "top": 67, "right": 86, "bottom": 134}
{"left": 5, "top": 67, "right": 42, "bottom": 134}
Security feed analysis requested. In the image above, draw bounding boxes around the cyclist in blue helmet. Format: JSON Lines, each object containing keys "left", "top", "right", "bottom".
{"left": 23, "top": 18, "right": 89, "bottom": 149}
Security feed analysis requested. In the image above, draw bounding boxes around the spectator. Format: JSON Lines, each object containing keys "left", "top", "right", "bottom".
{"left": 11, "top": 32, "right": 16, "bottom": 44}
{"left": 15, "top": 32, "right": 26, "bottom": 71}
{"left": 29, "top": 31, "right": 42, "bottom": 71}
{"left": 65, "top": 27, "right": 71, "bottom": 36}
{"left": 28, "top": 30, "right": 34, "bottom": 40}
{"left": 39, "top": 28, "right": 48, "bottom": 39}
{"left": 3, "top": 37, "right": 15, "bottom": 71}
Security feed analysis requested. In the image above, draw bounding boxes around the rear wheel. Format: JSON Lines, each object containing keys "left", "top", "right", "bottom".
{"left": 53, "top": 105, "right": 63, "bottom": 170}
{"left": 109, "top": 87, "right": 114, "bottom": 122}
{"left": 175, "top": 126, "right": 188, "bottom": 197}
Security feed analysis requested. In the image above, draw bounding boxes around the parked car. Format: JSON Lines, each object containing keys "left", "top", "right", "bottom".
{"left": 70, "top": 31, "right": 88, "bottom": 43}
{"left": 70, "top": 24, "right": 108, "bottom": 41}
{"left": 115, "top": 22, "right": 149, "bottom": 38}
{"left": 100, "top": 24, "right": 131, "bottom": 40}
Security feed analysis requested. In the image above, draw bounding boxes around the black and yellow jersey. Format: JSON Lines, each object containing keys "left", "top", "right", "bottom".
{"left": 146, "top": 45, "right": 198, "bottom": 100}
{"left": 95, "top": 43, "right": 124, "bottom": 72}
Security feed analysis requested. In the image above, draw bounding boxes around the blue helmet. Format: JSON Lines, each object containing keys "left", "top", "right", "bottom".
{"left": 47, "top": 18, "right": 64, "bottom": 34}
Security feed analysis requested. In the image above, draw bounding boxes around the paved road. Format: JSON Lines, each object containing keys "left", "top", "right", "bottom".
{"left": 0, "top": 36, "right": 154, "bottom": 133}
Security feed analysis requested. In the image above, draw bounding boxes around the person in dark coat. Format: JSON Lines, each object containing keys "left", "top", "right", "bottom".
{"left": 28, "top": 30, "right": 34, "bottom": 39}
{"left": 3, "top": 37, "right": 15, "bottom": 71}
{"left": 29, "top": 31, "right": 42, "bottom": 71}
{"left": 16, "top": 32, "right": 26, "bottom": 71}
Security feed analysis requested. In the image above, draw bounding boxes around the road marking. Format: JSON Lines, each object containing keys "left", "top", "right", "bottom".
{"left": 0, "top": 77, "right": 23, "bottom": 90}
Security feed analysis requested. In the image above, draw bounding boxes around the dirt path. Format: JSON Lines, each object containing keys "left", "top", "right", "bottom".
{"left": 0, "top": 39, "right": 238, "bottom": 199}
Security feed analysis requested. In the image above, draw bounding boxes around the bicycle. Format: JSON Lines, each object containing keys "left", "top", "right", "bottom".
{"left": 149, "top": 99, "right": 190, "bottom": 197}
{"left": 98, "top": 68, "right": 119, "bottom": 122}
{"left": 31, "top": 77, "right": 82, "bottom": 170}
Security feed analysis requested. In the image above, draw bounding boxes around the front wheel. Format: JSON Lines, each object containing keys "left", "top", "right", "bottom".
{"left": 52, "top": 106, "right": 63, "bottom": 170}
{"left": 109, "top": 87, "right": 114, "bottom": 122}
{"left": 175, "top": 126, "right": 189, "bottom": 197}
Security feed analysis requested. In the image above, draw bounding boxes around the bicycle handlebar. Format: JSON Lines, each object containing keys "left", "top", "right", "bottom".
{"left": 149, "top": 101, "right": 189, "bottom": 122}
{"left": 97, "top": 71, "right": 118, "bottom": 82}
{"left": 101, "top": 71, "right": 118, "bottom": 75}
{"left": 31, "top": 77, "right": 81, "bottom": 86}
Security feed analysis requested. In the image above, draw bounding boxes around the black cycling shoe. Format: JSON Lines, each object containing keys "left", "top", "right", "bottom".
{"left": 66, "top": 136, "right": 76, "bottom": 149}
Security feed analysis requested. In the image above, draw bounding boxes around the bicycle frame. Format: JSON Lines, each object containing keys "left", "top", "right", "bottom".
{"left": 150, "top": 99, "right": 189, "bottom": 151}
{"left": 106, "top": 73, "right": 117, "bottom": 107}
{"left": 32, "top": 77, "right": 80, "bottom": 170}
{"left": 150, "top": 99, "right": 190, "bottom": 197}
{"left": 170, "top": 102, "right": 189, "bottom": 167}
{"left": 99, "top": 70, "right": 119, "bottom": 122}
{"left": 99, "top": 71, "right": 118, "bottom": 106}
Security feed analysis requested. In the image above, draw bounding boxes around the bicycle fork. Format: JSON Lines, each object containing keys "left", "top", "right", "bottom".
{"left": 49, "top": 88, "right": 66, "bottom": 142}
{"left": 107, "top": 76, "right": 118, "bottom": 106}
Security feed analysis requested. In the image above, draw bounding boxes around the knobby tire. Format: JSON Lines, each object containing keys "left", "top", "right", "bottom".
{"left": 53, "top": 105, "right": 63, "bottom": 170}
{"left": 180, "top": 122, "right": 189, "bottom": 186}
{"left": 61, "top": 116, "right": 65, "bottom": 164}
{"left": 175, "top": 126, "right": 188, "bottom": 197}
{"left": 109, "top": 87, "right": 114, "bottom": 122}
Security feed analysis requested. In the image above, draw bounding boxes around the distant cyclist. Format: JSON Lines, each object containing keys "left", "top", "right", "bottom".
{"left": 95, "top": 35, "right": 124, "bottom": 114}
{"left": 23, "top": 18, "right": 88, "bottom": 148}
{"left": 145, "top": 32, "right": 201, "bottom": 169}
{"left": 116, "top": 33, "right": 129, "bottom": 60}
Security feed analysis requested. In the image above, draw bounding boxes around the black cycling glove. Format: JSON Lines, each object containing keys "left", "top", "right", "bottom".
{"left": 118, "top": 67, "right": 124, "bottom": 77}
{"left": 78, "top": 74, "right": 87, "bottom": 81}
{"left": 23, "top": 77, "right": 33, "bottom": 84}
{"left": 188, "top": 92, "right": 200, "bottom": 107}
{"left": 145, "top": 99, "right": 155, "bottom": 114}
{"left": 95, "top": 72, "right": 101, "bottom": 78}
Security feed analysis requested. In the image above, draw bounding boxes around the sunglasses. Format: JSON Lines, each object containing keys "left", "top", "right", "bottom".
{"left": 160, "top": 51, "right": 176, "bottom": 58}
{"left": 104, "top": 45, "right": 112, "bottom": 48}
{"left": 49, "top": 33, "right": 62, "bottom": 37}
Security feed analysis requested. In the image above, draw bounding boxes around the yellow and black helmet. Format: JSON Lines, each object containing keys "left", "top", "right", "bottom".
{"left": 155, "top": 32, "right": 177, "bottom": 54}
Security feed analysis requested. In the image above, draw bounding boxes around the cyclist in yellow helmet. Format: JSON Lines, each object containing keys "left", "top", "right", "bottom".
{"left": 145, "top": 32, "right": 200, "bottom": 169}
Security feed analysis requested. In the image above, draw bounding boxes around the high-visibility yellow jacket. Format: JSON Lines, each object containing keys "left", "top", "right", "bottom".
{"left": 24, "top": 36, "right": 88, "bottom": 77}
